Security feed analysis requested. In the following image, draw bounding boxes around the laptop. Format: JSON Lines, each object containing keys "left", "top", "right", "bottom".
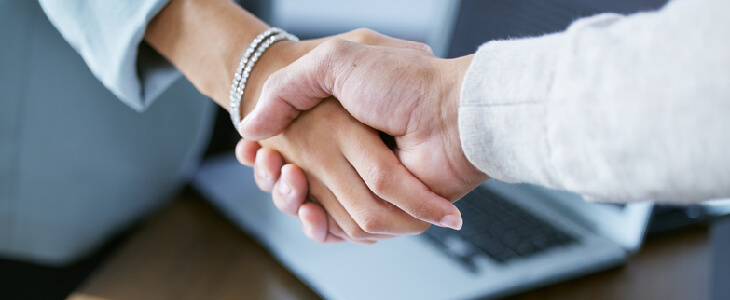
{"left": 192, "top": 154, "right": 652, "bottom": 299}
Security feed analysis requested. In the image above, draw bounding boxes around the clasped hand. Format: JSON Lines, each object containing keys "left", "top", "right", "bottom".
{"left": 236, "top": 32, "right": 489, "bottom": 244}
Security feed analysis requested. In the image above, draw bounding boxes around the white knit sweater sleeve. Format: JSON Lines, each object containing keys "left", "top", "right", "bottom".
{"left": 458, "top": 0, "right": 730, "bottom": 204}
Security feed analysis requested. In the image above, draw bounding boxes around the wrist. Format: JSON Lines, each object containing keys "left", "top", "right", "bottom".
{"left": 439, "top": 54, "right": 489, "bottom": 184}
{"left": 145, "top": 0, "right": 268, "bottom": 108}
{"left": 443, "top": 54, "right": 473, "bottom": 109}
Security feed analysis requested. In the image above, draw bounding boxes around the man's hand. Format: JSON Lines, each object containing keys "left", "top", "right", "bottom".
{"left": 239, "top": 40, "right": 490, "bottom": 239}
{"left": 236, "top": 31, "right": 466, "bottom": 244}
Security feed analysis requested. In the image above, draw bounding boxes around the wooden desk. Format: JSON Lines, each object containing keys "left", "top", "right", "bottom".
{"left": 68, "top": 191, "right": 710, "bottom": 300}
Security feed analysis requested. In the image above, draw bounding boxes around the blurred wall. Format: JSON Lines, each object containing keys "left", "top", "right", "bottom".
{"left": 269, "top": 0, "right": 459, "bottom": 57}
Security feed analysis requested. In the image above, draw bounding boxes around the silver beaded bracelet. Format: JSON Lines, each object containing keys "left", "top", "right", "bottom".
{"left": 229, "top": 27, "right": 299, "bottom": 129}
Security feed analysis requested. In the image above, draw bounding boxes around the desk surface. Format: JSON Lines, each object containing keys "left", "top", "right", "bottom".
{"left": 68, "top": 191, "right": 709, "bottom": 300}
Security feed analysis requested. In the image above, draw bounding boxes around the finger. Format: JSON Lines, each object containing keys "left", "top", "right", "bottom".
{"left": 327, "top": 159, "right": 433, "bottom": 235}
{"left": 341, "top": 130, "right": 463, "bottom": 231}
{"left": 253, "top": 148, "right": 282, "bottom": 192}
{"left": 298, "top": 202, "right": 329, "bottom": 243}
{"left": 235, "top": 138, "right": 261, "bottom": 167}
{"left": 313, "top": 206, "right": 379, "bottom": 245}
{"left": 325, "top": 217, "right": 377, "bottom": 245}
{"left": 400, "top": 40, "right": 433, "bottom": 55}
{"left": 366, "top": 33, "right": 434, "bottom": 55}
{"left": 298, "top": 203, "right": 347, "bottom": 244}
{"left": 378, "top": 38, "right": 433, "bottom": 55}
{"left": 308, "top": 171, "right": 392, "bottom": 243}
{"left": 272, "top": 164, "right": 309, "bottom": 217}
{"left": 335, "top": 28, "right": 434, "bottom": 55}
{"left": 310, "top": 138, "right": 428, "bottom": 235}
{"left": 281, "top": 169, "right": 368, "bottom": 244}
{"left": 324, "top": 232, "right": 345, "bottom": 244}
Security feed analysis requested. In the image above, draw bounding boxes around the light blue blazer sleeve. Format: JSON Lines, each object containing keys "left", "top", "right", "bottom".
{"left": 38, "top": 0, "right": 180, "bottom": 111}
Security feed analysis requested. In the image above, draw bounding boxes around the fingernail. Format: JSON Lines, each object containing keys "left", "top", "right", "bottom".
{"left": 242, "top": 111, "right": 252, "bottom": 125}
{"left": 302, "top": 220, "right": 313, "bottom": 237}
{"left": 439, "top": 215, "right": 463, "bottom": 230}
{"left": 279, "top": 182, "right": 292, "bottom": 195}
{"left": 257, "top": 167, "right": 270, "bottom": 180}
{"left": 236, "top": 123, "right": 245, "bottom": 136}
{"left": 237, "top": 117, "right": 250, "bottom": 135}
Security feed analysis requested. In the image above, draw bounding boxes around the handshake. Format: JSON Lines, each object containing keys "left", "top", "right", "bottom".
{"left": 233, "top": 29, "right": 489, "bottom": 244}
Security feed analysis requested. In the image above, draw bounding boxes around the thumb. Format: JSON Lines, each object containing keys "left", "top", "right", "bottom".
{"left": 239, "top": 47, "right": 338, "bottom": 141}
{"left": 238, "top": 92, "right": 307, "bottom": 141}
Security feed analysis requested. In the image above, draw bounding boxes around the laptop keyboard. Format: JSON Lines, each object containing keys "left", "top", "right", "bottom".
{"left": 423, "top": 185, "right": 578, "bottom": 272}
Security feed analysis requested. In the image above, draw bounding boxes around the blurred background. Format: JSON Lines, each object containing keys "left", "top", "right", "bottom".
{"left": 2, "top": 0, "right": 729, "bottom": 299}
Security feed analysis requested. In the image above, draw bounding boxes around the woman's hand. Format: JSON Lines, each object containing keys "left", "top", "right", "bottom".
{"left": 236, "top": 29, "right": 462, "bottom": 244}
{"left": 248, "top": 99, "right": 454, "bottom": 243}
{"left": 236, "top": 140, "right": 333, "bottom": 242}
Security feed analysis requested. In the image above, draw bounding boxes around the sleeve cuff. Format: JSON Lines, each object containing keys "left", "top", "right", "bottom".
{"left": 458, "top": 32, "right": 567, "bottom": 187}
{"left": 39, "top": 0, "right": 180, "bottom": 112}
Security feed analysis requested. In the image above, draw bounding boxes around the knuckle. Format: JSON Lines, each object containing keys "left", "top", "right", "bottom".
{"left": 349, "top": 28, "right": 378, "bottom": 43}
{"left": 319, "top": 38, "right": 348, "bottom": 55}
{"left": 343, "top": 224, "right": 369, "bottom": 240}
{"left": 364, "top": 163, "right": 390, "bottom": 195}
{"left": 413, "top": 41, "right": 433, "bottom": 53}
{"left": 357, "top": 213, "right": 385, "bottom": 234}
